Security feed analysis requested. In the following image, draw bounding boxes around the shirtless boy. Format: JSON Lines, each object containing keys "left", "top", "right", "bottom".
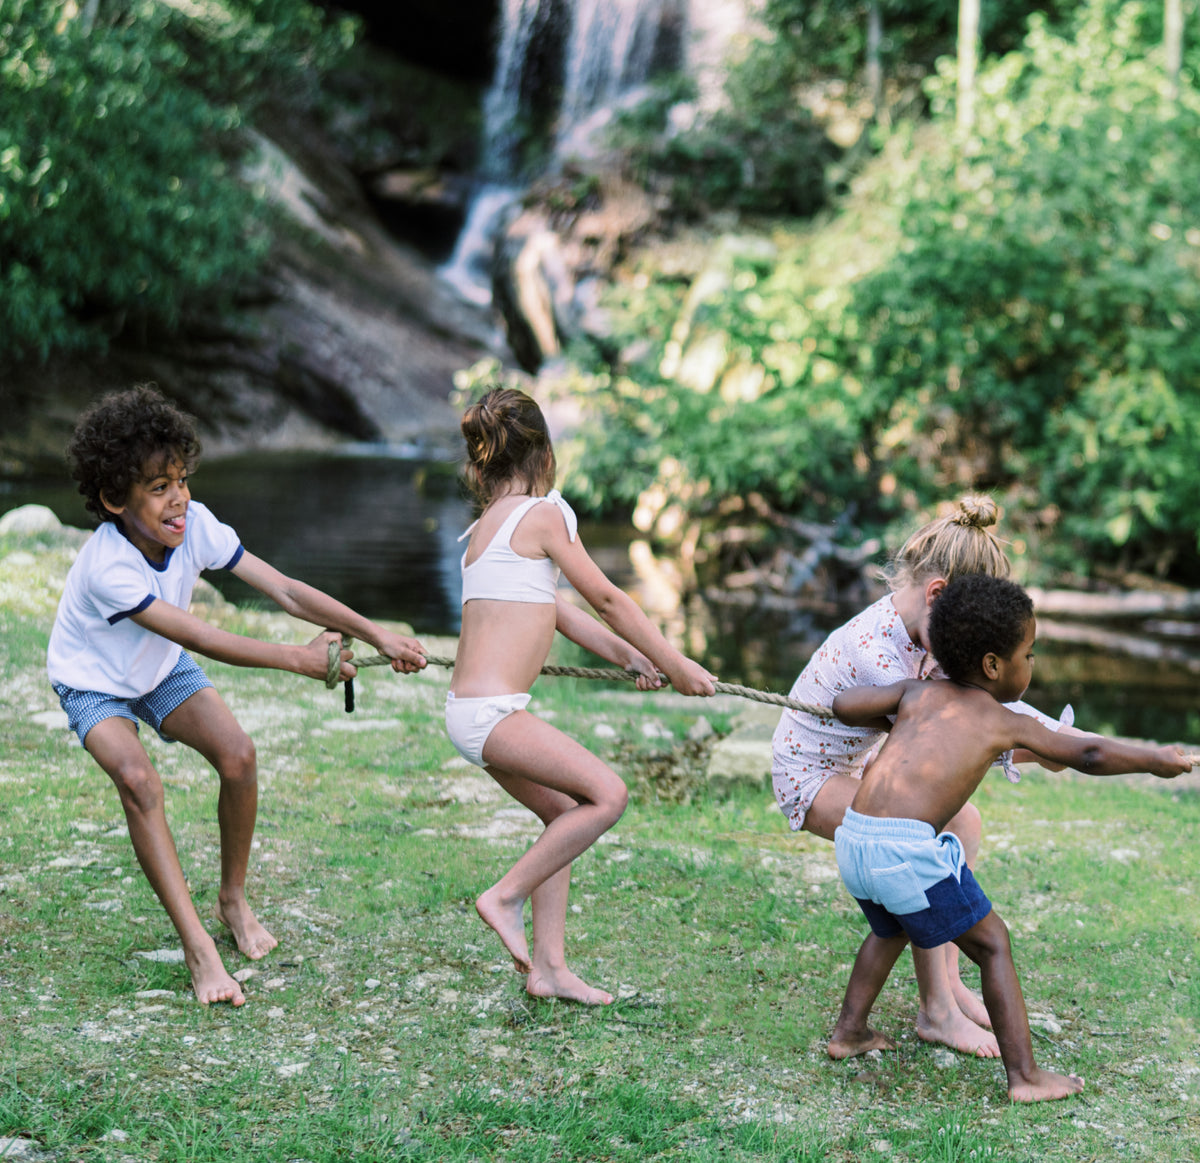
{"left": 48, "top": 385, "right": 427, "bottom": 1005}
{"left": 828, "top": 573, "right": 1190, "bottom": 1102}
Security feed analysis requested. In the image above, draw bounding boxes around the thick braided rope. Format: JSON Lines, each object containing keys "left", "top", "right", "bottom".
{"left": 325, "top": 642, "right": 1200, "bottom": 763}
{"left": 325, "top": 641, "right": 831, "bottom": 716}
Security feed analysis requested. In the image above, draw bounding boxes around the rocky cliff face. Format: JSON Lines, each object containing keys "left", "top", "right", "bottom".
{"left": 0, "top": 116, "right": 497, "bottom": 475}
{"left": 1, "top": 0, "right": 759, "bottom": 475}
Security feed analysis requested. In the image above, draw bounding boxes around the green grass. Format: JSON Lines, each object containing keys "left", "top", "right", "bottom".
{"left": 2, "top": 527, "right": 1200, "bottom": 1160}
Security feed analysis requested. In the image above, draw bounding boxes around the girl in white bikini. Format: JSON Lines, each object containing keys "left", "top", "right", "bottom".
{"left": 447, "top": 387, "right": 716, "bottom": 1004}
{"left": 772, "top": 496, "right": 1075, "bottom": 1057}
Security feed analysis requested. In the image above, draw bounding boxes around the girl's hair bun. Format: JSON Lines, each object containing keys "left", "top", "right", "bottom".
{"left": 952, "top": 494, "right": 999, "bottom": 529}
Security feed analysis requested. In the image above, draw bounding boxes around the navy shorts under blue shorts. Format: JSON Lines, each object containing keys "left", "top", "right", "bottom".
{"left": 52, "top": 652, "right": 213, "bottom": 747}
{"left": 835, "top": 808, "right": 994, "bottom": 949}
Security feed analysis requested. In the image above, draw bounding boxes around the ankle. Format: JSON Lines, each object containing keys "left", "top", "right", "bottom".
{"left": 217, "top": 887, "right": 248, "bottom": 909}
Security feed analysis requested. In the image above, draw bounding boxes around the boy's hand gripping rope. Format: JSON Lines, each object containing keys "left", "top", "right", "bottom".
{"left": 325, "top": 638, "right": 831, "bottom": 716}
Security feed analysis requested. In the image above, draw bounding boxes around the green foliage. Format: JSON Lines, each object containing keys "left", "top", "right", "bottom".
{"left": 735, "top": 1, "right": 1076, "bottom": 91}
{"left": 573, "top": 0, "right": 1200, "bottom": 585}
{"left": 608, "top": 60, "right": 833, "bottom": 219}
{"left": 846, "top": 1, "right": 1200, "bottom": 574}
{"left": 0, "top": 0, "right": 354, "bottom": 365}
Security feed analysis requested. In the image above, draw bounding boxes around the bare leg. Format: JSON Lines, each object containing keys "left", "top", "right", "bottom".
{"left": 85, "top": 718, "right": 244, "bottom": 1006}
{"left": 162, "top": 690, "right": 277, "bottom": 960}
{"left": 941, "top": 801, "right": 992, "bottom": 1029}
{"left": 525, "top": 865, "right": 613, "bottom": 1005}
{"left": 828, "top": 931, "right": 908, "bottom": 1059}
{"left": 955, "top": 911, "right": 1083, "bottom": 1102}
{"left": 806, "top": 777, "right": 999, "bottom": 1056}
{"left": 482, "top": 771, "right": 612, "bottom": 1003}
{"left": 473, "top": 711, "right": 627, "bottom": 975}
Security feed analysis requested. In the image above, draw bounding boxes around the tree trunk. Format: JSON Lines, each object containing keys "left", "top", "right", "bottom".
{"left": 1165, "top": 0, "right": 1184, "bottom": 101}
{"left": 866, "top": 2, "right": 885, "bottom": 125}
{"left": 957, "top": 0, "right": 980, "bottom": 134}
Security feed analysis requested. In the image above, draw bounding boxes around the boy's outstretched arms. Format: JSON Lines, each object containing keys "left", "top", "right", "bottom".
{"left": 133, "top": 600, "right": 356, "bottom": 683}
{"left": 231, "top": 551, "right": 427, "bottom": 672}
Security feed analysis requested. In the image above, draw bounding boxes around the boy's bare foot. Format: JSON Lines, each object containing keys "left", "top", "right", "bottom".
{"left": 185, "top": 945, "right": 246, "bottom": 1007}
{"left": 1009, "top": 1068, "right": 1084, "bottom": 1103}
{"left": 827, "top": 1025, "right": 897, "bottom": 1060}
{"left": 475, "top": 886, "right": 532, "bottom": 973}
{"left": 951, "top": 978, "right": 993, "bottom": 1029}
{"left": 527, "top": 966, "right": 613, "bottom": 1006}
{"left": 215, "top": 898, "right": 278, "bottom": 960}
{"left": 917, "top": 1007, "right": 1001, "bottom": 1057}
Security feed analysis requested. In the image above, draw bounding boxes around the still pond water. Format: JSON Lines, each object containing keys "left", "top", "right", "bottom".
{"left": 3, "top": 450, "right": 1198, "bottom": 746}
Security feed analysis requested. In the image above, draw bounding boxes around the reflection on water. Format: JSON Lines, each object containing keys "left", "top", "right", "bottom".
{"left": 183, "top": 453, "right": 472, "bottom": 634}
{"left": 4, "top": 451, "right": 1199, "bottom": 744}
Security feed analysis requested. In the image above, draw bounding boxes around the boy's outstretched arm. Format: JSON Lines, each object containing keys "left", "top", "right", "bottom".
{"left": 133, "top": 599, "right": 355, "bottom": 683}
{"left": 1013, "top": 717, "right": 1191, "bottom": 779}
{"left": 832, "top": 681, "right": 915, "bottom": 730}
{"left": 231, "top": 551, "right": 426, "bottom": 672}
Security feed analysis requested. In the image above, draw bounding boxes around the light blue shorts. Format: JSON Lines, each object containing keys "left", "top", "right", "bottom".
{"left": 52, "top": 652, "right": 213, "bottom": 748}
{"left": 834, "top": 807, "right": 992, "bottom": 949}
{"left": 444, "top": 691, "right": 531, "bottom": 767}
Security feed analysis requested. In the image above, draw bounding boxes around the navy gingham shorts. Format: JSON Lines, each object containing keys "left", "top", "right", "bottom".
{"left": 52, "top": 652, "right": 213, "bottom": 747}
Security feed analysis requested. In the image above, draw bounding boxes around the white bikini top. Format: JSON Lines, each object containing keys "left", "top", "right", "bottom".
{"left": 459, "top": 490, "right": 578, "bottom": 605}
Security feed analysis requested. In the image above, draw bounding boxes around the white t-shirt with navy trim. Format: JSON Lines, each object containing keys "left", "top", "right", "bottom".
{"left": 47, "top": 500, "right": 243, "bottom": 698}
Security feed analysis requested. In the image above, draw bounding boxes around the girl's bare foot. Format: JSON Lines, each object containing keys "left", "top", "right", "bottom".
{"left": 476, "top": 886, "right": 532, "bottom": 973}
{"left": 184, "top": 944, "right": 246, "bottom": 1006}
{"left": 951, "top": 978, "right": 993, "bottom": 1029}
{"left": 215, "top": 897, "right": 278, "bottom": 960}
{"left": 827, "top": 1024, "right": 897, "bottom": 1060}
{"left": 1009, "top": 1068, "right": 1084, "bottom": 1103}
{"left": 917, "top": 1007, "right": 1001, "bottom": 1057}
{"left": 527, "top": 966, "right": 613, "bottom": 1006}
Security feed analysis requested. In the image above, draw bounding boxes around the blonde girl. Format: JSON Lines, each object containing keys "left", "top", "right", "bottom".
{"left": 447, "top": 387, "right": 715, "bottom": 1004}
{"left": 772, "top": 496, "right": 1073, "bottom": 1057}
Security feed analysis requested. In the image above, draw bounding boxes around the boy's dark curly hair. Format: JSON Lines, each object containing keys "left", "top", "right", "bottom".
{"left": 67, "top": 384, "right": 202, "bottom": 523}
{"left": 928, "top": 574, "right": 1034, "bottom": 684}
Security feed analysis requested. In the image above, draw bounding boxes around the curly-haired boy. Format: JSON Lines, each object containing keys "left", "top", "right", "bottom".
{"left": 48, "top": 385, "right": 427, "bottom": 1005}
{"left": 829, "top": 573, "right": 1190, "bottom": 1101}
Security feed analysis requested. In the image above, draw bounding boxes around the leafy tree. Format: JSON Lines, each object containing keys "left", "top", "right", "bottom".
{"left": 0, "top": 0, "right": 354, "bottom": 365}
{"left": 572, "top": 0, "right": 1200, "bottom": 585}
{"left": 847, "top": 0, "right": 1200, "bottom": 574}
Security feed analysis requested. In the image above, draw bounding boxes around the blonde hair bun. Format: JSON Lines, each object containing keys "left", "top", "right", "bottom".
{"left": 885, "top": 493, "right": 1010, "bottom": 589}
{"left": 952, "top": 494, "right": 999, "bottom": 529}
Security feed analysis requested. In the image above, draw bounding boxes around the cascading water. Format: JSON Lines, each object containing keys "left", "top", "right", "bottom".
{"left": 556, "top": 0, "right": 669, "bottom": 152}
{"left": 439, "top": 0, "right": 682, "bottom": 307}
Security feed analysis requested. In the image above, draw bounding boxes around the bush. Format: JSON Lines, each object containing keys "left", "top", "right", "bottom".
{"left": 0, "top": 0, "right": 354, "bottom": 365}
{"left": 847, "top": 2, "right": 1200, "bottom": 575}
{"left": 570, "top": 0, "right": 1200, "bottom": 586}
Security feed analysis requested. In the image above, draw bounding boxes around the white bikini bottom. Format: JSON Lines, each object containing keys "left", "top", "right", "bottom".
{"left": 444, "top": 691, "right": 532, "bottom": 767}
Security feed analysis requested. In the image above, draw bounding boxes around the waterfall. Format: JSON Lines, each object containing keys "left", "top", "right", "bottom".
{"left": 556, "top": 0, "right": 668, "bottom": 150}
{"left": 440, "top": 0, "right": 682, "bottom": 307}
{"left": 481, "top": 0, "right": 551, "bottom": 182}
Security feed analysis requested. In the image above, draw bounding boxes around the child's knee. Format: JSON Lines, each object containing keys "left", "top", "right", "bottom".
{"left": 948, "top": 800, "right": 982, "bottom": 843}
{"left": 111, "top": 760, "right": 165, "bottom": 816}
{"left": 958, "top": 912, "right": 1011, "bottom": 964}
{"left": 601, "top": 779, "right": 629, "bottom": 825}
{"left": 216, "top": 733, "right": 257, "bottom": 783}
